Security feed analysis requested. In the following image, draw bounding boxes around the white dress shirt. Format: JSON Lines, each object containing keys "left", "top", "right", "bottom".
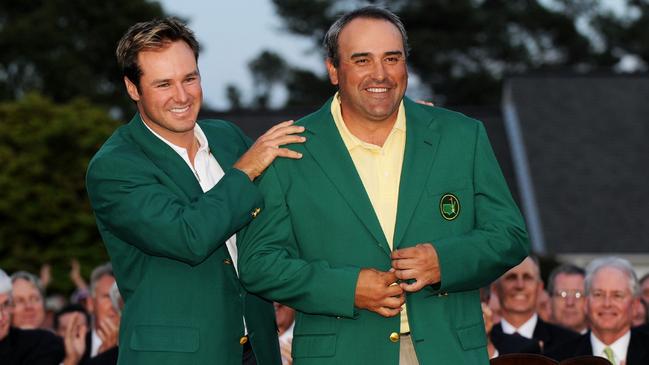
{"left": 501, "top": 313, "right": 538, "bottom": 339}
{"left": 591, "top": 330, "right": 630, "bottom": 365}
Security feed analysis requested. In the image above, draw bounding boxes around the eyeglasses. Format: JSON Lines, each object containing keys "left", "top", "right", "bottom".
{"left": 553, "top": 290, "right": 584, "bottom": 300}
{"left": 0, "top": 301, "right": 13, "bottom": 315}
{"left": 589, "top": 290, "right": 630, "bottom": 304}
{"left": 13, "top": 295, "right": 42, "bottom": 308}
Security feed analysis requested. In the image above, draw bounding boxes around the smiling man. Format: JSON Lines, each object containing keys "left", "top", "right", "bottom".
{"left": 86, "top": 17, "right": 306, "bottom": 365}
{"left": 548, "top": 257, "right": 649, "bottom": 364}
{"left": 237, "top": 6, "right": 529, "bottom": 364}
{"left": 491, "top": 257, "right": 579, "bottom": 355}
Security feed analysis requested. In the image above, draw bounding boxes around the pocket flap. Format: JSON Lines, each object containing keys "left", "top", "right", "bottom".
{"left": 291, "top": 334, "right": 337, "bottom": 358}
{"left": 456, "top": 323, "right": 487, "bottom": 350}
{"left": 130, "top": 325, "right": 199, "bottom": 353}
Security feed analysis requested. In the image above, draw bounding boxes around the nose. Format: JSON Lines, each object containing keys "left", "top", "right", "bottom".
{"left": 370, "top": 61, "right": 386, "bottom": 81}
{"left": 173, "top": 83, "right": 190, "bottom": 103}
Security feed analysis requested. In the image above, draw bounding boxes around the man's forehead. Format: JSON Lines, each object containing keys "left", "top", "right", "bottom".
{"left": 338, "top": 18, "right": 404, "bottom": 52}
{"left": 591, "top": 267, "right": 630, "bottom": 289}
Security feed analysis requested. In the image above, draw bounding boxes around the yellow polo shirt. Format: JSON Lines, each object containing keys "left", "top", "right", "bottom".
{"left": 331, "top": 93, "right": 410, "bottom": 333}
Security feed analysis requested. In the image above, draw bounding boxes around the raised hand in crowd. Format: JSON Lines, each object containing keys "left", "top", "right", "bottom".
{"left": 62, "top": 312, "right": 87, "bottom": 365}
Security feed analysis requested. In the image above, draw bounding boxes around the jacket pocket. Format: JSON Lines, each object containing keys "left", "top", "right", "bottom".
{"left": 291, "top": 334, "right": 337, "bottom": 358}
{"left": 130, "top": 325, "right": 199, "bottom": 353}
{"left": 456, "top": 322, "right": 487, "bottom": 350}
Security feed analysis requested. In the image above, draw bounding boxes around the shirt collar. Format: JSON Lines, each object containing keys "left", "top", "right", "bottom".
{"left": 501, "top": 313, "right": 538, "bottom": 339}
{"left": 591, "top": 330, "right": 631, "bottom": 363}
{"left": 141, "top": 118, "right": 209, "bottom": 155}
{"left": 330, "top": 92, "right": 405, "bottom": 151}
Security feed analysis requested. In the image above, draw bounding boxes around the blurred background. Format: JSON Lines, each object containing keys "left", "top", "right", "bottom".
{"left": 1, "top": 0, "right": 648, "bottom": 295}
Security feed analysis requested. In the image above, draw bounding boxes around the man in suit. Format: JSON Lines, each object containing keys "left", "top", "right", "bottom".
{"left": 86, "top": 17, "right": 305, "bottom": 365}
{"left": 491, "top": 257, "right": 580, "bottom": 355}
{"left": 237, "top": 6, "right": 529, "bottom": 364}
{"left": 548, "top": 264, "right": 588, "bottom": 334}
{"left": 0, "top": 268, "right": 64, "bottom": 365}
{"left": 548, "top": 257, "right": 649, "bottom": 365}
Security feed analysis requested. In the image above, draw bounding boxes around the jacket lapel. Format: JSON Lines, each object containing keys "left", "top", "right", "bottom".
{"left": 393, "top": 98, "right": 440, "bottom": 249}
{"left": 126, "top": 114, "right": 203, "bottom": 200}
{"left": 303, "top": 99, "right": 391, "bottom": 255}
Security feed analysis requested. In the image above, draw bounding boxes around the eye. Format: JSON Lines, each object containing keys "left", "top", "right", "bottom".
{"left": 354, "top": 58, "right": 369, "bottom": 65}
{"left": 156, "top": 82, "right": 170, "bottom": 88}
{"left": 385, "top": 56, "right": 401, "bottom": 64}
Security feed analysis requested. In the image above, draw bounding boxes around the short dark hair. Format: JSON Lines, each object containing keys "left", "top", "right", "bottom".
{"left": 116, "top": 17, "right": 199, "bottom": 89}
{"left": 323, "top": 6, "right": 409, "bottom": 67}
{"left": 547, "top": 264, "right": 585, "bottom": 295}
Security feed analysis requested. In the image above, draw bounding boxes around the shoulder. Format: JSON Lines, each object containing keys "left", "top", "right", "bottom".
{"left": 9, "top": 327, "right": 64, "bottom": 358}
{"left": 545, "top": 332, "right": 590, "bottom": 361}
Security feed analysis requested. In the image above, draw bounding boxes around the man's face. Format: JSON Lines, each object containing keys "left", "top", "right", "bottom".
{"left": 496, "top": 257, "right": 542, "bottom": 318}
{"left": 587, "top": 267, "right": 637, "bottom": 340}
{"left": 550, "top": 273, "right": 587, "bottom": 332}
{"left": 11, "top": 278, "right": 45, "bottom": 329}
{"left": 0, "top": 293, "right": 11, "bottom": 340}
{"left": 641, "top": 278, "right": 649, "bottom": 304}
{"left": 326, "top": 17, "right": 407, "bottom": 125}
{"left": 125, "top": 40, "right": 202, "bottom": 145}
{"left": 90, "top": 275, "right": 119, "bottom": 326}
{"left": 56, "top": 311, "right": 88, "bottom": 338}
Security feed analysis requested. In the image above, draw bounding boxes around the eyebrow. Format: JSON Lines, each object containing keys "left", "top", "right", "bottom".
{"left": 150, "top": 70, "right": 199, "bottom": 85}
{"left": 350, "top": 50, "right": 403, "bottom": 59}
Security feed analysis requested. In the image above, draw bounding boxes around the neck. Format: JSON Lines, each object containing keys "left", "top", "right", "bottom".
{"left": 594, "top": 327, "right": 629, "bottom": 346}
{"left": 502, "top": 312, "right": 535, "bottom": 328}
{"left": 339, "top": 107, "right": 398, "bottom": 147}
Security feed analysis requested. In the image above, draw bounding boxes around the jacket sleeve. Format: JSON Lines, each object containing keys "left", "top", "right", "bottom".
{"left": 237, "top": 164, "right": 360, "bottom": 318}
{"left": 433, "top": 122, "right": 529, "bottom": 293}
{"left": 86, "top": 151, "right": 263, "bottom": 267}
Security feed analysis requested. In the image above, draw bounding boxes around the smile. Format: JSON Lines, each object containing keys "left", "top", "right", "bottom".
{"left": 170, "top": 106, "right": 190, "bottom": 113}
{"left": 366, "top": 87, "right": 388, "bottom": 93}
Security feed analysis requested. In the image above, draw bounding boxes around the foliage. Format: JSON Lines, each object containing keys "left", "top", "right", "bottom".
{"left": 0, "top": 0, "right": 166, "bottom": 116}
{"left": 269, "top": 0, "right": 626, "bottom": 106}
{"left": 0, "top": 94, "right": 120, "bottom": 293}
{"left": 248, "top": 50, "right": 289, "bottom": 108}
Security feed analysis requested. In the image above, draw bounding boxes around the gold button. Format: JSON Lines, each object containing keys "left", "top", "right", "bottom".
{"left": 251, "top": 207, "right": 261, "bottom": 218}
{"left": 389, "top": 332, "right": 399, "bottom": 343}
{"left": 239, "top": 336, "right": 248, "bottom": 345}
{"left": 223, "top": 258, "right": 232, "bottom": 265}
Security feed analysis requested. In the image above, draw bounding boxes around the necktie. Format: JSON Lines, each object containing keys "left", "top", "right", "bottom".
{"left": 603, "top": 346, "right": 616, "bottom": 365}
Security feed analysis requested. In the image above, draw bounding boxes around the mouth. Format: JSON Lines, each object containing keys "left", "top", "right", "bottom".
{"left": 169, "top": 105, "right": 191, "bottom": 114}
{"left": 366, "top": 87, "right": 389, "bottom": 93}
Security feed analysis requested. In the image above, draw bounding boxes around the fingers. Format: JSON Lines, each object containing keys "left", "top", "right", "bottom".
{"left": 263, "top": 120, "right": 295, "bottom": 135}
{"left": 376, "top": 306, "right": 402, "bottom": 318}
{"left": 275, "top": 148, "right": 304, "bottom": 160}
{"left": 399, "top": 280, "right": 425, "bottom": 293}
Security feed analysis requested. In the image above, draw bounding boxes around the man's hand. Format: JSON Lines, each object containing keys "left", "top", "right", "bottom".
{"left": 391, "top": 243, "right": 441, "bottom": 292}
{"left": 63, "top": 313, "right": 87, "bottom": 365}
{"left": 97, "top": 316, "right": 120, "bottom": 353}
{"left": 354, "top": 268, "right": 404, "bottom": 317}
{"left": 234, "top": 120, "right": 306, "bottom": 180}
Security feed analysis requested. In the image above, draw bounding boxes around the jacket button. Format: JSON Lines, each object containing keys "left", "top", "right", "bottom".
{"left": 389, "top": 332, "right": 400, "bottom": 343}
{"left": 239, "top": 336, "right": 248, "bottom": 345}
{"left": 223, "top": 258, "right": 232, "bottom": 265}
{"left": 251, "top": 207, "right": 261, "bottom": 218}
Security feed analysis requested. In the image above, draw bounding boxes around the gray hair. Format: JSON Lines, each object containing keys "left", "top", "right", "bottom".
{"left": 0, "top": 269, "right": 11, "bottom": 297}
{"left": 584, "top": 257, "right": 639, "bottom": 297}
{"left": 90, "top": 263, "right": 114, "bottom": 297}
{"left": 547, "top": 264, "right": 585, "bottom": 295}
{"left": 10, "top": 271, "right": 45, "bottom": 299}
{"left": 323, "top": 6, "right": 410, "bottom": 67}
{"left": 109, "top": 281, "right": 122, "bottom": 314}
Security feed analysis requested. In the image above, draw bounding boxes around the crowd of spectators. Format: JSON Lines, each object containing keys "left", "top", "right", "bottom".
{"left": 1, "top": 256, "right": 647, "bottom": 365}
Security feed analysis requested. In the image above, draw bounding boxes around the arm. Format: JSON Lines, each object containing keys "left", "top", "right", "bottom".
{"left": 393, "top": 122, "right": 529, "bottom": 293}
{"left": 87, "top": 151, "right": 263, "bottom": 266}
{"left": 237, "top": 165, "right": 403, "bottom": 318}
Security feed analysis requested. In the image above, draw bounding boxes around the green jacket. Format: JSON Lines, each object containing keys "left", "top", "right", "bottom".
{"left": 238, "top": 97, "right": 529, "bottom": 365}
{"left": 86, "top": 114, "right": 281, "bottom": 365}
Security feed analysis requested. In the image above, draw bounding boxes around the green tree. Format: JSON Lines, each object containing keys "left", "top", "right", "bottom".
{"left": 0, "top": 0, "right": 166, "bottom": 116}
{"left": 271, "top": 0, "right": 616, "bottom": 106}
{"left": 248, "top": 50, "right": 289, "bottom": 109}
{"left": 0, "top": 94, "right": 120, "bottom": 293}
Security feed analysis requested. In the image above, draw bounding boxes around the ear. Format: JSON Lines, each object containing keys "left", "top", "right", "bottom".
{"left": 124, "top": 76, "right": 141, "bottom": 102}
{"left": 325, "top": 58, "right": 339, "bottom": 86}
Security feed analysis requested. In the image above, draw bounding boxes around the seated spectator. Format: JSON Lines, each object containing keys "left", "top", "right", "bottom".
{"left": 548, "top": 264, "right": 588, "bottom": 334}
{"left": 491, "top": 256, "right": 580, "bottom": 354}
{"left": 548, "top": 257, "right": 649, "bottom": 365}
{"left": 54, "top": 304, "right": 90, "bottom": 339}
{"left": 0, "top": 268, "right": 64, "bottom": 365}
{"left": 86, "top": 263, "right": 119, "bottom": 360}
{"left": 10, "top": 271, "right": 46, "bottom": 329}
{"left": 632, "top": 298, "right": 647, "bottom": 327}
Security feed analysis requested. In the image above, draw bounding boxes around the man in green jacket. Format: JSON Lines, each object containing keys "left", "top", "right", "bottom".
{"left": 86, "top": 18, "right": 305, "bottom": 365}
{"left": 238, "top": 6, "right": 529, "bottom": 365}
